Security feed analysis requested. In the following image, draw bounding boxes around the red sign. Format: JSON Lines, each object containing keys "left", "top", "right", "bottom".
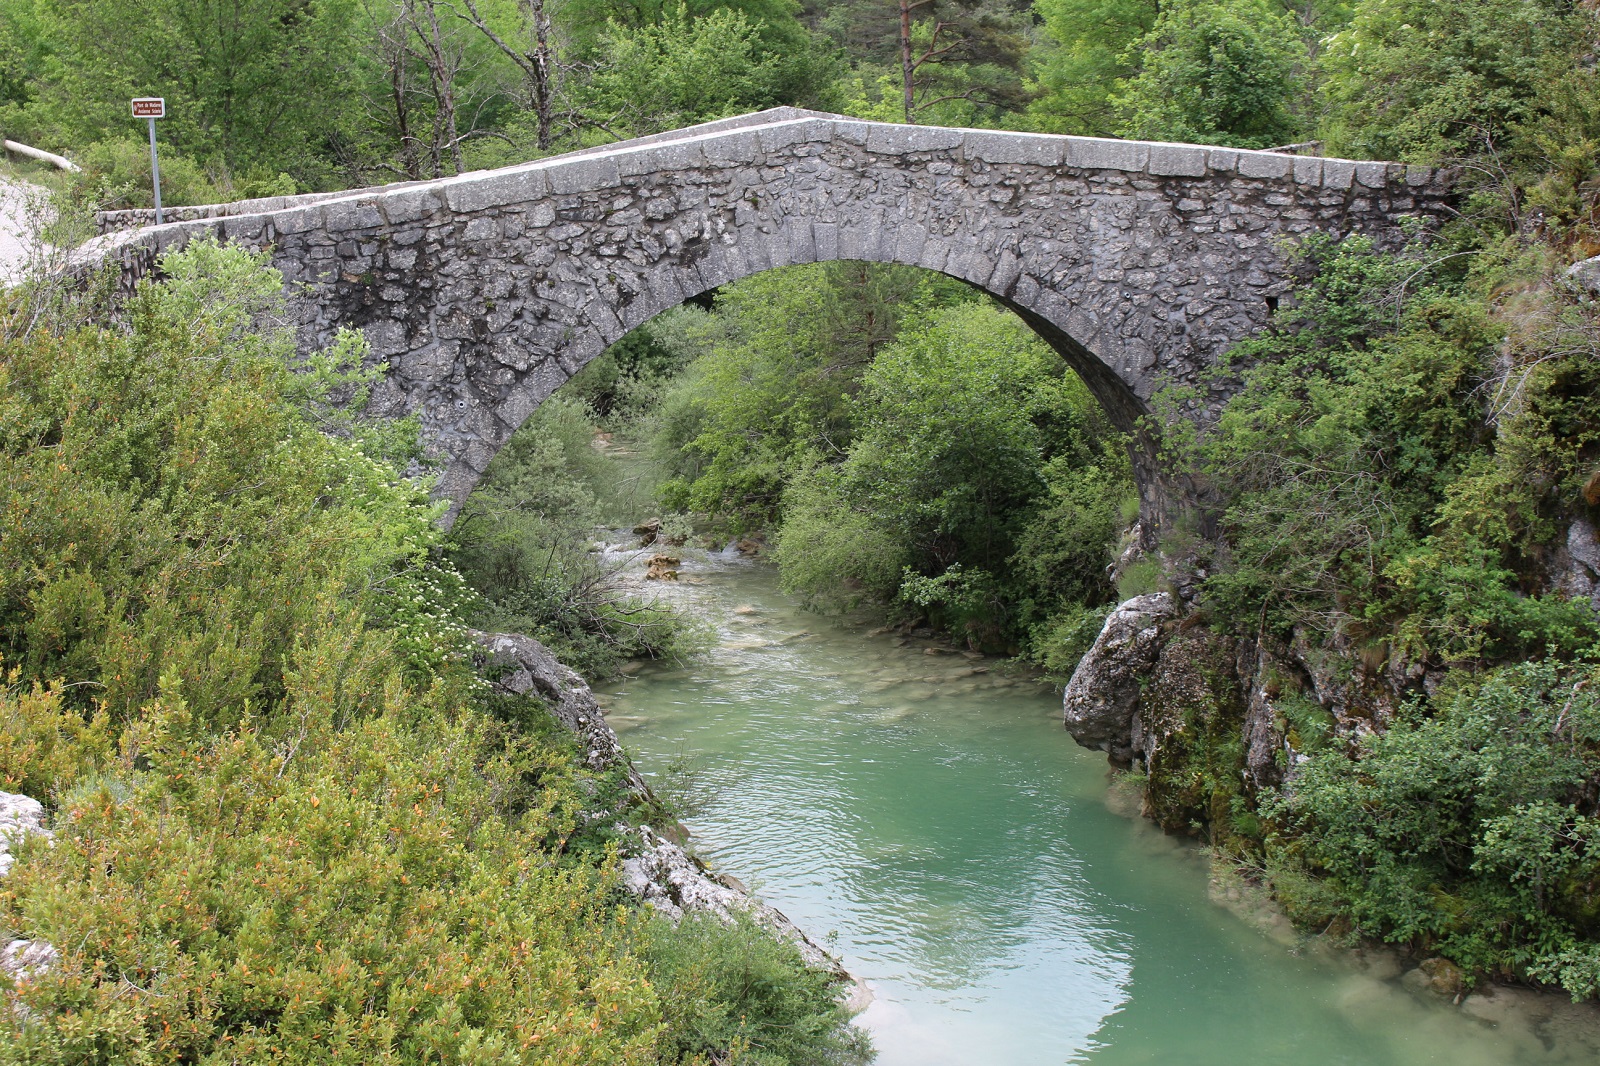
{"left": 131, "top": 98, "right": 165, "bottom": 119}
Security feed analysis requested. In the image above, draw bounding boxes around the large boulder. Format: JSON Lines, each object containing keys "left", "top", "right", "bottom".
{"left": 1062, "top": 593, "right": 1176, "bottom": 762}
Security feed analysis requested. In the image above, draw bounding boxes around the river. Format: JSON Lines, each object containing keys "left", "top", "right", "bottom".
{"left": 593, "top": 543, "right": 1600, "bottom": 1065}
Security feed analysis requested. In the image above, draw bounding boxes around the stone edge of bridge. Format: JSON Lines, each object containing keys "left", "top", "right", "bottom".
{"left": 91, "top": 109, "right": 1446, "bottom": 251}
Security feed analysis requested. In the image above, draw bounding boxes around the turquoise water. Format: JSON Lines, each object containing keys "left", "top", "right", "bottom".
{"left": 595, "top": 547, "right": 1600, "bottom": 1065}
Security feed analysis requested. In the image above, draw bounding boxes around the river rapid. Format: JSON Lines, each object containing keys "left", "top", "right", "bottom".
{"left": 593, "top": 542, "right": 1600, "bottom": 1065}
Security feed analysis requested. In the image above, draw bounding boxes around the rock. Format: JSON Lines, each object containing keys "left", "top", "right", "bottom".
{"left": 633, "top": 517, "right": 661, "bottom": 546}
{"left": 644, "top": 553, "right": 681, "bottom": 581}
{"left": 1550, "top": 514, "right": 1600, "bottom": 610}
{"left": 1567, "top": 253, "right": 1600, "bottom": 295}
{"left": 1, "top": 792, "right": 57, "bottom": 998}
{"left": 1062, "top": 593, "right": 1176, "bottom": 762}
{"left": 1402, "top": 956, "right": 1466, "bottom": 998}
{"left": 470, "top": 631, "right": 640, "bottom": 786}
{"left": 621, "top": 825, "right": 847, "bottom": 979}
{"left": 735, "top": 537, "right": 763, "bottom": 556}
{"left": 0, "top": 791, "right": 49, "bottom": 879}
{"left": 1, "top": 940, "right": 58, "bottom": 986}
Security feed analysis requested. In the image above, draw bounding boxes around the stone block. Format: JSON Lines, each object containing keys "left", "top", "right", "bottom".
{"left": 702, "top": 130, "right": 761, "bottom": 166}
{"left": 1206, "top": 149, "right": 1239, "bottom": 173}
{"left": 1147, "top": 144, "right": 1208, "bottom": 177}
{"left": 617, "top": 140, "right": 706, "bottom": 177}
{"left": 1350, "top": 161, "right": 1386, "bottom": 189}
{"left": 756, "top": 118, "right": 832, "bottom": 153}
{"left": 1405, "top": 165, "right": 1433, "bottom": 187}
{"left": 865, "top": 123, "right": 965, "bottom": 156}
{"left": 545, "top": 156, "right": 621, "bottom": 195}
{"left": 811, "top": 221, "right": 839, "bottom": 261}
{"left": 462, "top": 217, "right": 498, "bottom": 242}
{"left": 829, "top": 120, "right": 872, "bottom": 146}
{"left": 962, "top": 130, "right": 1063, "bottom": 167}
{"left": 1064, "top": 137, "right": 1149, "bottom": 173}
{"left": 271, "top": 204, "right": 325, "bottom": 235}
{"left": 1321, "top": 160, "right": 1356, "bottom": 190}
{"left": 1235, "top": 151, "right": 1291, "bottom": 180}
{"left": 1292, "top": 156, "right": 1323, "bottom": 185}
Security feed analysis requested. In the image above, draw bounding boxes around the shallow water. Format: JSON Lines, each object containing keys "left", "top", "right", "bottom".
{"left": 595, "top": 545, "right": 1600, "bottom": 1065}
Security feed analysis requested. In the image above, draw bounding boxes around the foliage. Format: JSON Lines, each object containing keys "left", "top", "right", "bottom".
{"left": 639, "top": 913, "right": 874, "bottom": 1065}
{"left": 1026, "top": 0, "right": 1156, "bottom": 135}
{"left": 575, "top": 4, "right": 810, "bottom": 138}
{"left": 1114, "top": 0, "right": 1305, "bottom": 148}
{"left": 764, "top": 299, "right": 1128, "bottom": 653}
{"left": 1183, "top": 234, "right": 1600, "bottom": 666}
{"left": 449, "top": 396, "right": 707, "bottom": 678}
{"left": 12, "top": 0, "right": 361, "bottom": 184}
{"left": 1265, "top": 659, "right": 1600, "bottom": 996}
{"left": 651, "top": 262, "right": 940, "bottom": 531}
{"left": 1316, "top": 0, "right": 1589, "bottom": 164}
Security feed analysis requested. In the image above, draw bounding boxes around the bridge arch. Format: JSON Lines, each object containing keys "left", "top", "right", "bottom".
{"left": 93, "top": 107, "right": 1454, "bottom": 528}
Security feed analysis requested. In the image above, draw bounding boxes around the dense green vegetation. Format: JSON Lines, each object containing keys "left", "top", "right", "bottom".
{"left": 0, "top": 242, "right": 868, "bottom": 1063}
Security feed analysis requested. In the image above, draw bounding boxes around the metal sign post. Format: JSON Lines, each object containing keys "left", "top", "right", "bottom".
{"left": 130, "top": 98, "right": 166, "bottom": 223}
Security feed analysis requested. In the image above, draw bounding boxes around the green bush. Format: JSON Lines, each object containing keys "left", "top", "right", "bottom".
{"left": 449, "top": 396, "right": 708, "bottom": 678}
{"left": 639, "top": 913, "right": 873, "bottom": 1066}
{"left": 1266, "top": 659, "right": 1600, "bottom": 995}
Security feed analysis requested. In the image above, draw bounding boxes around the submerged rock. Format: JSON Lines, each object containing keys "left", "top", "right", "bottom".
{"left": 1062, "top": 593, "right": 1175, "bottom": 762}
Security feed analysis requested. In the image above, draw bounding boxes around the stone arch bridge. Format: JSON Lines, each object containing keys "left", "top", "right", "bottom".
{"left": 93, "top": 107, "right": 1455, "bottom": 527}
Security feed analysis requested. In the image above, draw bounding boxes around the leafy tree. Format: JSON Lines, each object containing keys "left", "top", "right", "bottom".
{"left": 774, "top": 301, "right": 1128, "bottom": 651}
{"left": 653, "top": 261, "right": 937, "bottom": 529}
{"left": 574, "top": 4, "right": 808, "bottom": 138}
{"left": 1025, "top": 0, "right": 1155, "bottom": 135}
{"left": 1115, "top": 0, "right": 1305, "bottom": 148}
{"left": 1317, "top": 0, "right": 1587, "bottom": 163}
{"left": 24, "top": 0, "right": 364, "bottom": 184}
{"left": 815, "top": 0, "right": 1030, "bottom": 124}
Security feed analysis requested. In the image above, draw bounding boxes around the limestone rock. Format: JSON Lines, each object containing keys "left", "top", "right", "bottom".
{"left": 1401, "top": 956, "right": 1465, "bottom": 998}
{"left": 0, "top": 791, "right": 49, "bottom": 879}
{"left": 1550, "top": 514, "right": 1600, "bottom": 610}
{"left": 644, "top": 553, "right": 681, "bottom": 581}
{"left": 1062, "top": 593, "right": 1175, "bottom": 761}
{"left": 1567, "top": 253, "right": 1600, "bottom": 296}
{"left": 621, "top": 826, "right": 846, "bottom": 979}
{"left": 470, "top": 631, "right": 639, "bottom": 786}
{"left": 1, "top": 940, "right": 58, "bottom": 986}
{"left": 1, "top": 792, "right": 57, "bottom": 997}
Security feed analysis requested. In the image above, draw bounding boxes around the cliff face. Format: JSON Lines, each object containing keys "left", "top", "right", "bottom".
{"left": 1060, "top": 585, "right": 1438, "bottom": 835}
